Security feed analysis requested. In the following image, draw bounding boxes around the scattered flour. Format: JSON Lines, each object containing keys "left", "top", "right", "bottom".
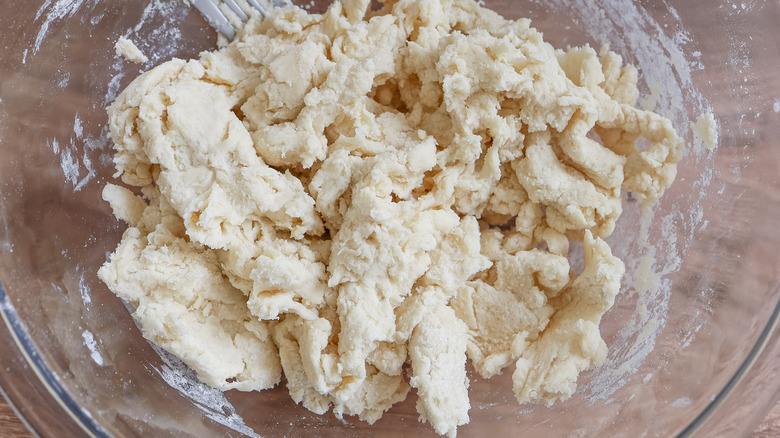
{"left": 81, "top": 330, "right": 104, "bottom": 366}
{"left": 33, "top": 0, "right": 87, "bottom": 54}
{"left": 77, "top": 264, "right": 92, "bottom": 305}
{"left": 671, "top": 397, "right": 692, "bottom": 408}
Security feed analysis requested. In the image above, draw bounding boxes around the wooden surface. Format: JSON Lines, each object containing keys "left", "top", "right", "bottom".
{"left": 0, "top": 399, "right": 31, "bottom": 438}
{"left": 752, "top": 402, "right": 780, "bottom": 438}
{"left": 0, "top": 394, "right": 777, "bottom": 437}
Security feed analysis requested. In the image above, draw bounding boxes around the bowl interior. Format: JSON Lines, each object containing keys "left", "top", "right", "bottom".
{"left": 0, "top": 1, "right": 779, "bottom": 437}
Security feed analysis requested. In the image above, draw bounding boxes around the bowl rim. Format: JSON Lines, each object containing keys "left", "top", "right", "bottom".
{"left": 0, "top": 282, "right": 107, "bottom": 438}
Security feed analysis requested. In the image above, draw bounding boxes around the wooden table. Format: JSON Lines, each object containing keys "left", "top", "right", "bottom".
{"left": 752, "top": 403, "right": 780, "bottom": 438}
{"left": 0, "top": 394, "right": 777, "bottom": 437}
{"left": 0, "top": 399, "right": 30, "bottom": 438}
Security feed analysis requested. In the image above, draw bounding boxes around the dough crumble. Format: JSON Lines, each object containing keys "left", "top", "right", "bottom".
{"left": 115, "top": 36, "right": 149, "bottom": 64}
{"left": 691, "top": 112, "right": 718, "bottom": 151}
{"left": 99, "top": 0, "right": 683, "bottom": 436}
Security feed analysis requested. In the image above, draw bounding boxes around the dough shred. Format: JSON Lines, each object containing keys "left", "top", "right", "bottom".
{"left": 98, "top": 0, "right": 682, "bottom": 436}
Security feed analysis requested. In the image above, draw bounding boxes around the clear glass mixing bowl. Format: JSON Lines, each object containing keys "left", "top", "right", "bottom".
{"left": 1, "top": 1, "right": 778, "bottom": 437}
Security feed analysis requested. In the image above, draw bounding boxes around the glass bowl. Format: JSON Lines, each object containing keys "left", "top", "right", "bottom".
{"left": 1, "top": 0, "right": 778, "bottom": 437}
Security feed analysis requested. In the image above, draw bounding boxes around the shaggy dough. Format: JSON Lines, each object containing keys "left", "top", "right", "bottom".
{"left": 99, "top": 0, "right": 682, "bottom": 436}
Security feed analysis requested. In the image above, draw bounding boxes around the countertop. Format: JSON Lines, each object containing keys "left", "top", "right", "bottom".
{"left": 0, "top": 400, "right": 28, "bottom": 438}
{"left": 753, "top": 402, "right": 780, "bottom": 438}
{"left": 1, "top": 394, "right": 778, "bottom": 437}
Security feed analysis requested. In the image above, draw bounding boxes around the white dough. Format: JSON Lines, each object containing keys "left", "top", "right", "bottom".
{"left": 99, "top": 0, "right": 683, "bottom": 436}
{"left": 691, "top": 112, "right": 719, "bottom": 151}
{"left": 115, "top": 36, "right": 148, "bottom": 64}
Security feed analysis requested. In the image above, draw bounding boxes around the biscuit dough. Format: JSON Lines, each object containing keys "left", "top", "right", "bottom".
{"left": 115, "top": 36, "right": 148, "bottom": 64}
{"left": 99, "top": 0, "right": 682, "bottom": 436}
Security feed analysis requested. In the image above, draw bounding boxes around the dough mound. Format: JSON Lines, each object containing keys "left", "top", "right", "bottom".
{"left": 99, "top": 0, "right": 681, "bottom": 436}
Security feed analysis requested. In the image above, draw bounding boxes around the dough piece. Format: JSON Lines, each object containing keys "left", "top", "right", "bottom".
{"left": 452, "top": 247, "right": 570, "bottom": 379}
{"left": 513, "top": 231, "right": 625, "bottom": 404}
{"left": 271, "top": 314, "right": 410, "bottom": 422}
{"left": 691, "top": 113, "right": 718, "bottom": 151}
{"left": 115, "top": 36, "right": 148, "bottom": 64}
{"left": 100, "top": 0, "right": 685, "bottom": 435}
{"left": 98, "top": 187, "right": 281, "bottom": 391}
{"left": 409, "top": 303, "right": 470, "bottom": 438}
{"left": 102, "top": 183, "right": 146, "bottom": 226}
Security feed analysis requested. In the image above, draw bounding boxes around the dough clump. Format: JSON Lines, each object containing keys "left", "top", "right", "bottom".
{"left": 99, "top": 0, "right": 682, "bottom": 436}
{"left": 115, "top": 36, "right": 149, "bottom": 64}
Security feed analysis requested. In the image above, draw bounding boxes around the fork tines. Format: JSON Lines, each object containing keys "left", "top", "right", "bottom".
{"left": 191, "top": 0, "right": 291, "bottom": 41}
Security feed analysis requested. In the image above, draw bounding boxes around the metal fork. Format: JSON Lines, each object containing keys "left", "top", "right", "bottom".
{"left": 191, "top": 0, "right": 293, "bottom": 41}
